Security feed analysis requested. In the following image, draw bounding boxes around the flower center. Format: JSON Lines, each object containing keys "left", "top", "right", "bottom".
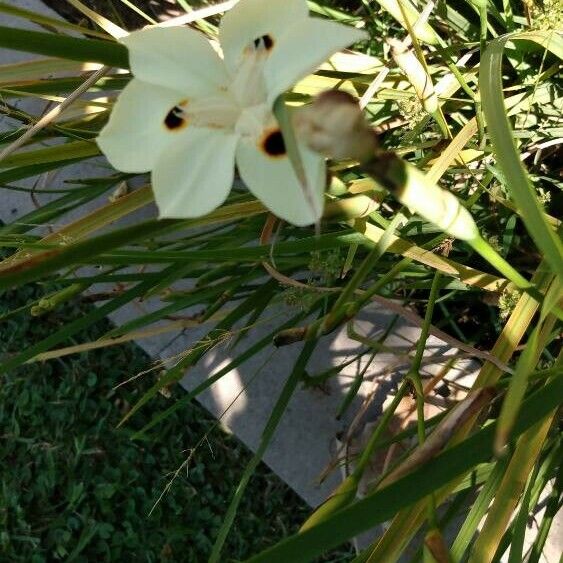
{"left": 235, "top": 103, "right": 270, "bottom": 139}
{"left": 228, "top": 35, "right": 274, "bottom": 107}
{"left": 164, "top": 95, "right": 239, "bottom": 133}
{"left": 161, "top": 34, "right": 280, "bottom": 138}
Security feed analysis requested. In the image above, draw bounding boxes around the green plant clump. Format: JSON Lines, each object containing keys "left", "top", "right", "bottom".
{"left": 0, "top": 0, "right": 561, "bottom": 561}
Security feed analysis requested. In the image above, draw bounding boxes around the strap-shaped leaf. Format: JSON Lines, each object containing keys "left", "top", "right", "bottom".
{"left": 0, "top": 26, "right": 129, "bottom": 68}
{"left": 479, "top": 31, "right": 563, "bottom": 280}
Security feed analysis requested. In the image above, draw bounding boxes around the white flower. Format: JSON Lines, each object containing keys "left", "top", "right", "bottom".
{"left": 97, "top": 0, "right": 365, "bottom": 226}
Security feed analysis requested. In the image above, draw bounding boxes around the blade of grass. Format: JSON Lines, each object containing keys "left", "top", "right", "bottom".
{"left": 65, "top": 0, "right": 128, "bottom": 39}
{"left": 450, "top": 455, "right": 510, "bottom": 560}
{"left": 506, "top": 455, "right": 542, "bottom": 563}
{"left": 0, "top": 59, "right": 92, "bottom": 83}
{"left": 493, "top": 321, "right": 546, "bottom": 454}
{"left": 527, "top": 457, "right": 563, "bottom": 563}
{"left": 1, "top": 76, "right": 128, "bottom": 97}
{"left": 116, "top": 0, "right": 157, "bottom": 24}
{"left": 130, "top": 309, "right": 312, "bottom": 439}
{"left": 0, "top": 1, "right": 110, "bottom": 39}
{"left": 480, "top": 31, "right": 563, "bottom": 280}
{"left": 468, "top": 415, "right": 556, "bottom": 563}
{"left": 0, "top": 139, "right": 99, "bottom": 169}
{"left": 0, "top": 26, "right": 128, "bottom": 68}
{"left": 27, "top": 317, "right": 219, "bottom": 362}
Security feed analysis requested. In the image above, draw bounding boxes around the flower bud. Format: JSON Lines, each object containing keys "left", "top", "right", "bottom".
{"left": 296, "top": 91, "right": 479, "bottom": 241}
{"left": 293, "top": 90, "right": 378, "bottom": 162}
{"left": 387, "top": 38, "right": 438, "bottom": 114}
{"left": 381, "top": 154, "right": 479, "bottom": 241}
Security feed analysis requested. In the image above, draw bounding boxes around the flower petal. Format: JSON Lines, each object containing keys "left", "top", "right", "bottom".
{"left": 219, "top": 0, "right": 307, "bottom": 73}
{"left": 264, "top": 18, "right": 366, "bottom": 103}
{"left": 152, "top": 127, "right": 238, "bottom": 219}
{"left": 122, "top": 27, "right": 228, "bottom": 95}
{"left": 97, "top": 79, "right": 186, "bottom": 173}
{"left": 236, "top": 135, "right": 325, "bottom": 226}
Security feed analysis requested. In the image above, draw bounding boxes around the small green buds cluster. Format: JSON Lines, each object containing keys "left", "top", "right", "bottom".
{"left": 308, "top": 250, "right": 343, "bottom": 281}
{"left": 498, "top": 286, "right": 522, "bottom": 320}
{"left": 487, "top": 234, "right": 502, "bottom": 253}
{"left": 524, "top": 0, "right": 563, "bottom": 30}
{"left": 536, "top": 186, "right": 551, "bottom": 206}
{"left": 282, "top": 287, "right": 319, "bottom": 311}
{"left": 397, "top": 95, "right": 426, "bottom": 129}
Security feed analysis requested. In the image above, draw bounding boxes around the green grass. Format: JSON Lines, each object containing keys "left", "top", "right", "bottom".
{"left": 0, "top": 284, "right": 352, "bottom": 562}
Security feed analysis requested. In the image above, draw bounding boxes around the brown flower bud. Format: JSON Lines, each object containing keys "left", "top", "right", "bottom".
{"left": 293, "top": 90, "right": 378, "bottom": 161}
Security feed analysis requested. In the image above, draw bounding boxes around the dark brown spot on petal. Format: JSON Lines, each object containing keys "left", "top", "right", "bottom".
{"left": 253, "top": 34, "right": 274, "bottom": 50}
{"left": 164, "top": 101, "right": 189, "bottom": 131}
{"left": 261, "top": 128, "right": 286, "bottom": 158}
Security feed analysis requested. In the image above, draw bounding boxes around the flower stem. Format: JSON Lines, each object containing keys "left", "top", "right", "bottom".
{"left": 406, "top": 270, "right": 441, "bottom": 528}
{"left": 477, "top": 0, "right": 488, "bottom": 59}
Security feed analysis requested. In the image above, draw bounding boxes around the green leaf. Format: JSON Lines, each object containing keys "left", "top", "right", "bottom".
{"left": 0, "top": 140, "right": 100, "bottom": 169}
{"left": 0, "top": 26, "right": 129, "bottom": 68}
{"left": 479, "top": 31, "right": 563, "bottom": 281}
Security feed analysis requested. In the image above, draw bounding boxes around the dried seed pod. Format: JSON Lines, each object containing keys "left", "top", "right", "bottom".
{"left": 387, "top": 37, "right": 438, "bottom": 114}
{"left": 293, "top": 90, "right": 378, "bottom": 162}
